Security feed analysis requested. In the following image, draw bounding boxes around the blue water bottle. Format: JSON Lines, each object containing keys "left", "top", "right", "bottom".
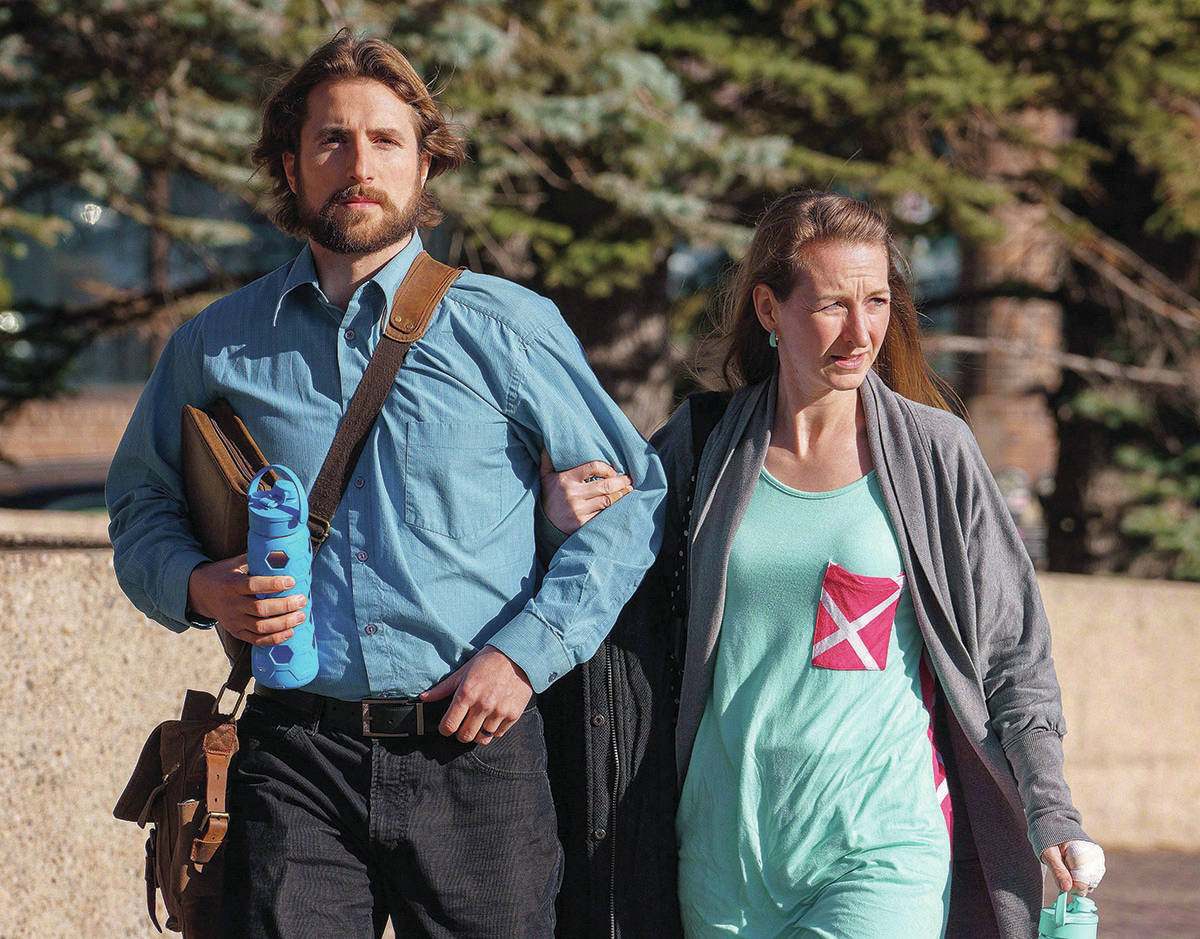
{"left": 1038, "top": 892, "right": 1098, "bottom": 939}
{"left": 247, "top": 464, "right": 318, "bottom": 689}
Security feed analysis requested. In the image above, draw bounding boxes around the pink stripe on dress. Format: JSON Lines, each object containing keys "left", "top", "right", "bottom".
{"left": 919, "top": 652, "right": 954, "bottom": 843}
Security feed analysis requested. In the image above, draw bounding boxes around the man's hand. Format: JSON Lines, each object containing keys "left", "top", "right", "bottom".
{"left": 539, "top": 450, "right": 631, "bottom": 534}
{"left": 186, "top": 554, "right": 307, "bottom": 646}
{"left": 420, "top": 645, "right": 533, "bottom": 745}
{"left": 1041, "top": 840, "right": 1106, "bottom": 896}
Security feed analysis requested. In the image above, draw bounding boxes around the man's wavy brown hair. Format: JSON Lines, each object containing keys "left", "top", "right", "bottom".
{"left": 252, "top": 29, "right": 466, "bottom": 235}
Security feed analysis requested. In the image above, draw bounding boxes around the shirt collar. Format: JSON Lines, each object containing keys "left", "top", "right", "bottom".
{"left": 271, "top": 233, "right": 426, "bottom": 327}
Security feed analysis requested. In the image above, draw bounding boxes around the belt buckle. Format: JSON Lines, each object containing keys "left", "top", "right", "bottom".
{"left": 360, "top": 698, "right": 422, "bottom": 738}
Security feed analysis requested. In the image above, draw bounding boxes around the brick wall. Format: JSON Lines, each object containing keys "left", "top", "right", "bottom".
{"left": 0, "top": 387, "right": 141, "bottom": 465}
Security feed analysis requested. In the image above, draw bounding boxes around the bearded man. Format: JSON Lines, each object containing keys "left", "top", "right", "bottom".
{"left": 107, "top": 31, "right": 665, "bottom": 938}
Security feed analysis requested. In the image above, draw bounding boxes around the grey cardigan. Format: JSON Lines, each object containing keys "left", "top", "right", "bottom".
{"left": 667, "top": 371, "right": 1088, "bottom": 937}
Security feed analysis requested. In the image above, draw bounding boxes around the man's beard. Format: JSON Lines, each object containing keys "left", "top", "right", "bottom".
{"left": 295, "top": 180, "right": 421, "bottom": 255}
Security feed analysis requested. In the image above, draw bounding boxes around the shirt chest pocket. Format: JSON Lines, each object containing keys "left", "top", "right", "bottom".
{"left": 812, "top": 562, "right": 907, "bottom": 671}
{"left": 404, "top": 420, "right": 523, "bottom": 538}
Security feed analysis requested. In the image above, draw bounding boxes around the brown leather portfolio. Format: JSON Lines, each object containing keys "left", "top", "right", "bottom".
{"left": 179, "top": 398, "right": 275, "bottom": 564}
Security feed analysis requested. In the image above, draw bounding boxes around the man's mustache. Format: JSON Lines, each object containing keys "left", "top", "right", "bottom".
{"left": 322, "top": 186, "right": 394, "bottom": 211}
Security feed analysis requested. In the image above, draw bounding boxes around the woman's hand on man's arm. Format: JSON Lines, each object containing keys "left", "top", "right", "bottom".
{"left": 538, "top": 450, "right": 631, "bottom": 534}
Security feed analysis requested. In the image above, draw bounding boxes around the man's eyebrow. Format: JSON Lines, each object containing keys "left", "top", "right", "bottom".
{"left": 311, "top": 123, "right": 408, "bottom": 138}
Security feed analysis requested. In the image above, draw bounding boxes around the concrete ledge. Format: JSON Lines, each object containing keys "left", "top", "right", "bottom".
{"left": 0, "top": 550, "right": 230, "bottom": 937}
{"left": 0, "top": 509, "right": 110, "bottom": 549}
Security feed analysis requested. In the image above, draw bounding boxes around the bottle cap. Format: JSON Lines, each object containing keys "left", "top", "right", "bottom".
{"left": 248, "top": 465, "right": 308, "bottom": 535}
{"left": 1038, "top": 892, "right": 1098, "bottom": 938}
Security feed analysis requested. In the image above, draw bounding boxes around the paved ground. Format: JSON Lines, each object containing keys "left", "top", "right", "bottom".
{"left": 377, "top": 851, "right": 1200, "bottom": 939}
{"left": 1047, "top": 851, "right": 1200, "bottom": 937}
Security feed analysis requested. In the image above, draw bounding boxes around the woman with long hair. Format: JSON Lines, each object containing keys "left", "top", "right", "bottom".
{"left": 539, "top": 190, "right": 1104, "bottom": 937}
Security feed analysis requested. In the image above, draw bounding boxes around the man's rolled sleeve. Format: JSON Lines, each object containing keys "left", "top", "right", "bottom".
{"left": 508, "top": 316, "right": 666, "bottom": 687}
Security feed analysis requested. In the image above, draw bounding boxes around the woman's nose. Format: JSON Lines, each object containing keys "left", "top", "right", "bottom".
{"left": 843, "top": 308, "right": 871, "bottom": 347}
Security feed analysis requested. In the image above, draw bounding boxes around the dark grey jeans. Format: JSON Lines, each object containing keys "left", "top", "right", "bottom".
{"left": 220, "top": 694, "right": 562, "bottom": 938}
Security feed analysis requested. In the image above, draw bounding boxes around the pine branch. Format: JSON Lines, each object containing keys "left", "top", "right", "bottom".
{"left": 923, "top": 333, "right": 1190, "bottom": 390}
{"left": 1048, "top": 203, "right": 1200, "bottom": 332}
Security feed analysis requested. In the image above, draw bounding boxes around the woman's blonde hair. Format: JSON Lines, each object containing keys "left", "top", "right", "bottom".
{"left": 704, "top": 190, "right": 957, "bottom": 412}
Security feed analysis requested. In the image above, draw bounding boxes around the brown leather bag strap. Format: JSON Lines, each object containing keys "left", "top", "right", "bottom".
{"left": 143, "top": 833, "right": 161, "bottom": 930}
{"left": 222, "top": 643, "right": 253, "bottom": 700}
{"left": 192, "top": 726, "right": 238, "bottom": 864}
{"left": 307, "top": 251, "right": 462, "bottom": 545}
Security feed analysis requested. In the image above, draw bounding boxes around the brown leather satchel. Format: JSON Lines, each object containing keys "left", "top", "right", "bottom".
{"left": 113, "top": 686, "right": 245, "bottom": 936}
{"left": 113, "top": 252, "right": 461, "bottom": 935}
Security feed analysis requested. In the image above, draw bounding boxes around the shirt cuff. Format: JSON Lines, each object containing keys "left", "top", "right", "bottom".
{"left": 1004, "top": 725, "right": 1090, "bottom": 853}
{"left": 164, "top": 550, "right": 216, "bottom": 633}
{"left": 486, "top": 609, "right": 574, "bottom": 693}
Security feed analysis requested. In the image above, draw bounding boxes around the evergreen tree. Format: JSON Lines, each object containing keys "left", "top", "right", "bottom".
{"left": 637, "top": 0, "right": 1200, "bottom": 576}
{"left": 393, "top": 1, "right": 771, "bottom": 428}
{"left": 0, "top": 0, "right": 354, "bottom": 410}
{"left": 3, "top": 0, "right": 1199, "bottom": 576}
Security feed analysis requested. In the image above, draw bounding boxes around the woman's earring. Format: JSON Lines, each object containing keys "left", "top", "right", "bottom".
{"left": 768, "top": 329, "right": 777, "bottom": 348}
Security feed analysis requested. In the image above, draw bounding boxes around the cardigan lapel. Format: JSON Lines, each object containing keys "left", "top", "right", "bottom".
{"left": 860, "top": 371, "right": 959, "bottom": 639}
{"left": 860, "top": 372, "right": 990, "bottom": 720}
{"left": 676, "top": 376, "right": 774, "bottom": 784}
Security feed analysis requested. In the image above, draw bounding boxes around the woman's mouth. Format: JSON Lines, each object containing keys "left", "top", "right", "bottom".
{"left": 830, "top": 352, "right": 867, "bottom": 370}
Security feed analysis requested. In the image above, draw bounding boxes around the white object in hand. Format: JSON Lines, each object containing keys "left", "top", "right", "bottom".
{"left": 1065, "top": 840, "right": 1106, "bottom": 888}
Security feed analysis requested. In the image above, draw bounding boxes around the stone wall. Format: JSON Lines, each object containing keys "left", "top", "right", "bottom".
{"left": 0, "top": 544, "right": 1196, "bottom": 937}
{"left": 1040, "top": 572, "right": 1200, "bottom": 849}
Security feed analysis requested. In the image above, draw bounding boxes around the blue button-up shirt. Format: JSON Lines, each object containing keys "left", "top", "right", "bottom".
{"left": 107, "top": 235, "right": 666, "bottom": 697}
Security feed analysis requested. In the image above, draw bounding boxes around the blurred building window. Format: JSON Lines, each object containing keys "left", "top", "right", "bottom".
{"left": 1, "top": 175, "right": 298, "bottom": 388}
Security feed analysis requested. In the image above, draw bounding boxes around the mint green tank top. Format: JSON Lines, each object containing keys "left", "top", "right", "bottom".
{"left": 676, "top": 469, "right": 951, "bottom": 937}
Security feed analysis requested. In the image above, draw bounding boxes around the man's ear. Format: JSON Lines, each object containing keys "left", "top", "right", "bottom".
{"left": 419, "top": 151, "right": 431, "bottom": 188}
{"left": 282, "top": 152, "right": 297, "bottom": 194}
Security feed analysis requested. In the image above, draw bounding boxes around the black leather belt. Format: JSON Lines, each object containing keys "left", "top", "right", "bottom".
{"left": 254, "top": 685, "right": 453, "bottom": 738}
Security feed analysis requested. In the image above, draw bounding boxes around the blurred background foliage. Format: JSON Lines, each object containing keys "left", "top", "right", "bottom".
{"left": 2, "top": 0, "right": 1200, "bottom": 579}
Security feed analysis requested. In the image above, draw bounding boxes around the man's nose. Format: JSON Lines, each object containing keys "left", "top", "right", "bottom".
{"left": 347, "top": 137, "right": 375, "bottom": 183}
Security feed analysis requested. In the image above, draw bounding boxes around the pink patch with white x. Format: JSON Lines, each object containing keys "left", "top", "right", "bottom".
{"left": 812, "top": 562, "right": 906, "bottom": 671}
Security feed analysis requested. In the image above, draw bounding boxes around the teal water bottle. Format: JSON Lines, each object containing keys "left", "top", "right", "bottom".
{"left": 1038, "top": 892, "right": 1098, "bottom": 939}
{"left": 247, "top": 464, "right": 318, "bottom": 689}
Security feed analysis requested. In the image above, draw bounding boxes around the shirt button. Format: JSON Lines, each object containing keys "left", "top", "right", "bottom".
{"left": 356, "top": 550, "right": 368, "bottom": 562}
{"left": 354, "top": 477, "right": 366, "bottom": 489}
{"left": 344, "top": 328, "right": 355, "bottom": 341}
{"left": 593, "top": 827, "right": 607, "bottom": 841}
{"left": 364, "top": 623, "right": 378, "bottom": 636}
{"left": 591, "top": 714, "right": 605, "bottom": 727}
{"left": 547, "top": 671, "right": 558, "bottom": 683}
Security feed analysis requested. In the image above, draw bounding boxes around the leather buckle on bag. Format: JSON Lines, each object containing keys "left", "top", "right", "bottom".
{"left": 308, "top": 514, "right": 332, "bottom": 548}
{"left": 360, "top": 698, "right": 423, "bottom": 737}
{"left": 211, "top": 681, "right": 247, "bottom": 720}
{"left": 199, "top": 812, "right": 229, "bottom": 837}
